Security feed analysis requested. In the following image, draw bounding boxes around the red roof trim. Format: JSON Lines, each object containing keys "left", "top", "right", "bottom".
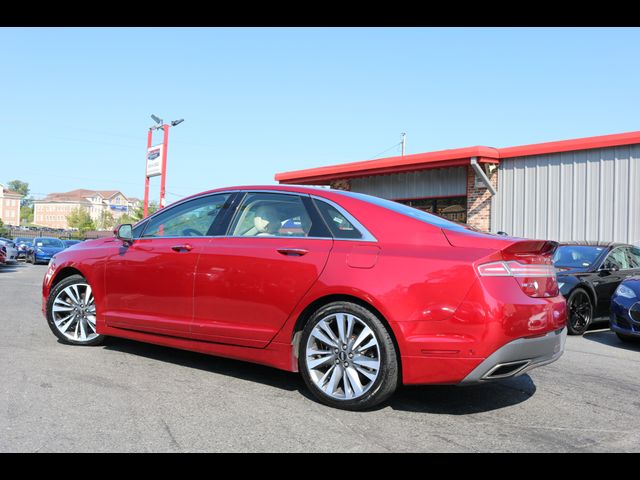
{"left": 275, "top": 130, "right": 640, "bottom": 184}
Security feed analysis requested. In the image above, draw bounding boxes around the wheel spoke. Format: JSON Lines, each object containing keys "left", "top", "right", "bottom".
{"left": 352, "top": 355, "right": 380, "bottom": 371}
{"left": 311, "top": 329, "right": 338, "bottom": 348}
{"left": 84, "top": 285, "right": 92, "bottom": 306}
{"left": 64, "top": 286, "right": 80, "bottom": 305}
{"left": 336, "top": 313, "right": 348, "bottom": 344}
{"left": 308, "top": 354, "right": 335, "bottom": 370}
{"left": 345, "top": 367, "right": 364, "bottom": 396}
{"left": 352, "top": 326, "right": 373, "bottom": 351}
{"left": 318, "top": 320, "right": 340, "bottom": 345}
{"left": 325, "top": 364, "right": 343, "bottom": 395}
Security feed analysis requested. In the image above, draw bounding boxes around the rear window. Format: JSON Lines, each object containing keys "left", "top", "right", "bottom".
{"left": 313, "top": 199, "right": 363, "bottom": 239}
{"left": 332, "top": 190, "right": 469, "bottom": 231}
{"left": 553, "top": 246, "right": 605, "bottom": 268}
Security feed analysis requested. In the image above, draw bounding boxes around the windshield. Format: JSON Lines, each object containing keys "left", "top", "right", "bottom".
{"left": 15, "top": 238, "right": 30, "bottom": 243}
{"left": 553, "top": 245, "right": 606, "bottom": 268}
{"left": 35, "top": 238, "right": 64, "bottom": 248}
{"left": 332, "top": 190, "right": 469, "bottom": 231}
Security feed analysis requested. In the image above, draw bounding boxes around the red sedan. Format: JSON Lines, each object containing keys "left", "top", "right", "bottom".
{"left": 42, "top": 186, "right": 567, "bottom": 410}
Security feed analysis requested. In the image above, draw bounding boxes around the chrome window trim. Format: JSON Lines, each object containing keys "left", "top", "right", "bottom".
{"left": 131, "top": 188, "right": 378, "bottom": 243}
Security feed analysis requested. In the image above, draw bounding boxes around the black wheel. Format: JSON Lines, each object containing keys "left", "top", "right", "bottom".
{"left": 616, "top": 332, "right": 640, "bottom": 344}
{"left": 299, "top": 301, "right": 399, "bottom": 411}
{"left": 46, "top": 274, "right": 105, "bottom": 346}
{"left": 567, "top": 288, "right": 593, "bottom": 335}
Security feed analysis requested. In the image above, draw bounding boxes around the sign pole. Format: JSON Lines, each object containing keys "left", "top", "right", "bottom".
{"left": 143, "top": 128, "right": 153, "bottom": 218}
{"left": 159, "top": 124, "right": 170, "bottom": 210}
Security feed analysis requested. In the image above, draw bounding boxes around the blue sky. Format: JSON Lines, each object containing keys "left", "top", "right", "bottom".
{"left": 1, "top": 27, "right": 639, "bottom": 202}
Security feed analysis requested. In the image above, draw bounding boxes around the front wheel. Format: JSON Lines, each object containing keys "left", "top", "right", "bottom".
{"left": 567, "top": 288, "right": 593, "bottom": 335}
{"left": 46, "top": 274, "right": 105, "bottom": 346}
{"left": 299, "top": 301, "right": 399, "bottom": 411}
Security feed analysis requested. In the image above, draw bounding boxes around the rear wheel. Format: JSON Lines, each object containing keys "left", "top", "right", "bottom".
{"left": 46, "top": 274, "right": 105, "bottom": 346}
{"left": 567, "top": 288, "right": 593, "bottom": 335}
{"left": 299, "top": 301, "right": 398, "bottom": 411}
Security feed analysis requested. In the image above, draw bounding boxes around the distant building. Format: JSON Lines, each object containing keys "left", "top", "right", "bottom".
{"left": 0, "top": 183, "right": 24, "bottom": 226}
{"left": 33, "top": 189, "right": 136, "bottom": 229}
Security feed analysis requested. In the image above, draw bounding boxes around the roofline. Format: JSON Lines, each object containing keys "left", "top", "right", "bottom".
{"left": 275, "top": 130, "right": 640, "bottom": 184}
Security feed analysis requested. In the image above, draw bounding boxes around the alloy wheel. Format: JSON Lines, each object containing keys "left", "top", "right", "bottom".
{"left": 51, "top": 283, "right": 99, "bottom": 343}
{"left": 569, "top": 290, "right": 592, "bottom": 333}
{"left": 305, "top": 312, "right": 381, "bottom": 401}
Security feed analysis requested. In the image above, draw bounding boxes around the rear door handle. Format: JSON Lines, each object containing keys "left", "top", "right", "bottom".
{"left": 277, "top": 248, "right": 308, "bottom": 256}
{"left": 171, "top": 244, "right": 193, "bottom": 252}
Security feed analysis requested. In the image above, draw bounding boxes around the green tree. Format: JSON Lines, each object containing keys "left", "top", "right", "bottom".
{"left": 130, "top": 201, "right": 158, "bottom": 222}
{"left": 97, "top": 210, "right": 116, "bottom": 230}
{"left": 67, "top": 207, "right": 96, "bottom": 234}
{"left": 0, "top": 218, "right": 8, "bottom": 237}
{"left": 6, "top": 180, "right": 31, "bottom": 207}
{"left": 20, "top": 204, "right": 34, "bottom": 224}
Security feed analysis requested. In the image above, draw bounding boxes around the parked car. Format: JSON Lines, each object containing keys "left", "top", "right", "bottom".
{"left": 0, "top": 238, "right": 18, "bottom": 263}
{"left": 13, "top": 237, "right": 33, "bottom": 259}
{"left": 0, "top": 244, "right": 5, "bottom": 264}
{"left": 62, "top": 239, "right": 83, "bottom": 249}
{"left": 610, "top": 277, "right": 640, "bottom": 343}
{"left": 27, "top": 237, "right": 66, "bottom": 265}
{"left": 42, "top": 186, "right": 567, "bottom": 410}
{"left": 554, "top": 242, "right": 640, "bottom": 335}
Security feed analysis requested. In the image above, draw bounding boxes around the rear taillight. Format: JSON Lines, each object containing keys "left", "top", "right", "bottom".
{"left": 477, "top": 260, "right": 559, "bottom": 298}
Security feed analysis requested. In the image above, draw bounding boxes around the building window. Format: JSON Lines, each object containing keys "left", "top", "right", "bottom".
{"left": 396, "top": 196, "right": 467, "bottom": 224}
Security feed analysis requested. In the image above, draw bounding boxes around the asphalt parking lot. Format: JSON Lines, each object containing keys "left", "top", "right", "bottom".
{"left": 1, "top": 262, "right": 639, "bottom": 452}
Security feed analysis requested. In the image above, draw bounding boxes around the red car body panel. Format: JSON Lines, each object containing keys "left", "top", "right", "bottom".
{"left": 42, "top": 185, "right": 567, "bottom": 386}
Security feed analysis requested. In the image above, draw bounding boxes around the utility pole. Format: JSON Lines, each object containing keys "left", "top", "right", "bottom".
{"left": 143, "top": 115, "right": 184, "bottom": 218}
{"left": 401, "top": 132, "right": 406, "bottom": 156}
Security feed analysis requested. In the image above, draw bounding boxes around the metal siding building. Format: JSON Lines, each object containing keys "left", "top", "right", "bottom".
{"left": 492, "top": 145, "right": 640, "bottom": 244}
{"left": 276, "top": 131, "right": 640, "bottom": 245}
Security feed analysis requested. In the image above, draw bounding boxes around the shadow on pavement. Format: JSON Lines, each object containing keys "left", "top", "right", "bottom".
{"left": 102, "top": 337, "right": 303, "bottom": 393}
{"left": 389, "top": 375, "right": 536, "bottom": 414}
{"left": 582, "top": 329, "right": 640, "bottom": 352}
{"left": 102, "top": 336, "right": 537, "bottom": 414}
{"left": 0, "top": 262, "right": 31, "bottom": 273}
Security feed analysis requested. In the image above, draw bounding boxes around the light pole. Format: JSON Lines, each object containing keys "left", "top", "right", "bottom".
{"left": 143, "top": 114, "right": 184, "bottom": 218}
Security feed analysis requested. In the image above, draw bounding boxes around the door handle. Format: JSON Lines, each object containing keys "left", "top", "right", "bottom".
{"left": 277, "top": 248, "right": 308, "bottom": 256}
{"left": 171, "top": 244, "right": 193, "bottom": 252}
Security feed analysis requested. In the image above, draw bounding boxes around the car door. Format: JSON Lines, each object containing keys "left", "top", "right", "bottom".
{"left": 594, "top": 247, "right": 630, "bottom": 315}
{"left": 103, "top": 193, "right": 232, "bottom": 337}
{"left": 192, "top": 192, "right": 333, "bottom": 348}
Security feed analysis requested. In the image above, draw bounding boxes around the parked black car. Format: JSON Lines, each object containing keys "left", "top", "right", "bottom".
{"left": 553, "top": 242, "right": 640, "bottom": 335}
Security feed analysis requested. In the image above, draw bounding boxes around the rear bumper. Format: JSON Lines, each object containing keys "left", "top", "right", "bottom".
{"left": 459, "top": 327, "right": 566, "bottom": 384}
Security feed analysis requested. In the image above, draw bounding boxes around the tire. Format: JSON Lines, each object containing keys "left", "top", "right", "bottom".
{"left": 46, "top": 274, "right": 105, "bottom": 346}
{"left": 299, "top": 301, "right": 399, "bottom": 411}
{"left": 567, "top": 288, "right": 593, "bottom": 336}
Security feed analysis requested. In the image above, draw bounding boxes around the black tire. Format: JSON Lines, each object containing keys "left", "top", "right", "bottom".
{"left": 616, "top": 332, "right": 640, "bottom": 344}
{"left": 298, "top": 301, "right": 399, "bottom": 411}
{"left": 567, "top": 288, "right": 593, "bottom": 336}
{"left": 46, "top": 274, "right": 105, "bottom": 346}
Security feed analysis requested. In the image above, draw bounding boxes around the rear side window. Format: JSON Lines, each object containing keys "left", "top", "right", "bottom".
{"left": 625, "top": 247, "right": 640, "bottom": 269}
{"left": 603, "top": 247, "right": 631, "bottom": 270}
{"left": 313, "top": 199, "right": 363, "bottom": 240}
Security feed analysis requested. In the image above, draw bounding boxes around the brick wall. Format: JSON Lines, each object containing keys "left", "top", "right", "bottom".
{"left": 329, "top": 179, "right": 351, "bottom": 191}
{"left": 466, "top": 165, "right": 497, "bottom": 232}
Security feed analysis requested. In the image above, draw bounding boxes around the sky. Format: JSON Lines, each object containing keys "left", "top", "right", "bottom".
{"left": 1, "top": 27, "right": 639, "bottom": 203}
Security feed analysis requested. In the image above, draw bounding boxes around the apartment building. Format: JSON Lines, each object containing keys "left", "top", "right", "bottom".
{"left": 0, "top": 183, "right": 24, "bottom": 226}
{"left": 33, "top": 189, "right": 138, "bottom": 229}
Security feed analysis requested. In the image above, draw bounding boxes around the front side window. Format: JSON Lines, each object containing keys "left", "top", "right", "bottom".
{"left": 141, "top": 194, "right": 230, "bottom": 238}
{"left": 229, "top": 193, "right": 321, "bottom": 238}
{"left": 602, "top": 247, "right": 631, "bottom": 271}
{"left": 625, "top": 247, "right": 640, "bottom": 269}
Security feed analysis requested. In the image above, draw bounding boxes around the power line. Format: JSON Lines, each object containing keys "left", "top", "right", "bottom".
{"left": 369, "top": 141, "right": 402, "bottom": 160}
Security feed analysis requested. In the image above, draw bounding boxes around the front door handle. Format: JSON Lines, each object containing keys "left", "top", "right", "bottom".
{"left": 277, "top": 248, "right": 308, "bottom": 256}
{"left": 171, "top": 244, "right": 193, "bottom": 252}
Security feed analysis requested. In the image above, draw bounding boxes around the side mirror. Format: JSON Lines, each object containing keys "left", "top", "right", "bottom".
{"left": 115, "top": 224, "right": 133, "bottom": 243}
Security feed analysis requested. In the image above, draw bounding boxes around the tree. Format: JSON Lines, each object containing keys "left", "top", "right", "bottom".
{"left": 0, "top": 218, "right": 8, "bottom": 237}
{"left": 97, "top": 210, "right": 117, "bottom": 230}
{"left": 20, "top": 204, "right": 34, "bottom": 224}
{"left": 67, "top": 207, "right": 96, "bottom": 234}
{"left": 130, "top": 201, "right": 158, "bottom": 222}
{"left": 6, "top": 180, "right": 30, "bottom": 206}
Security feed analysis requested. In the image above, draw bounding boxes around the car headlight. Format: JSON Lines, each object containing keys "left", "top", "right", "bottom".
{"left": 558, "top": 282, "right": 565, "bottom": 289}
{"left": 615, "top": 284, "right": 636, "bottom": 299}
{"left": 36, "top": 248, "right": 44, "bottom": 254}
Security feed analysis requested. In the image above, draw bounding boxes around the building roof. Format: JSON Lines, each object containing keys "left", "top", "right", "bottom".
{"left": 0, "top": 184, "right": 24, "bottom": 197}
{"left": 276, "top": 130, "right": 640, "bottom": 185}
{"left": 36, "top": 189, "right": 128, "bottom": 203}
